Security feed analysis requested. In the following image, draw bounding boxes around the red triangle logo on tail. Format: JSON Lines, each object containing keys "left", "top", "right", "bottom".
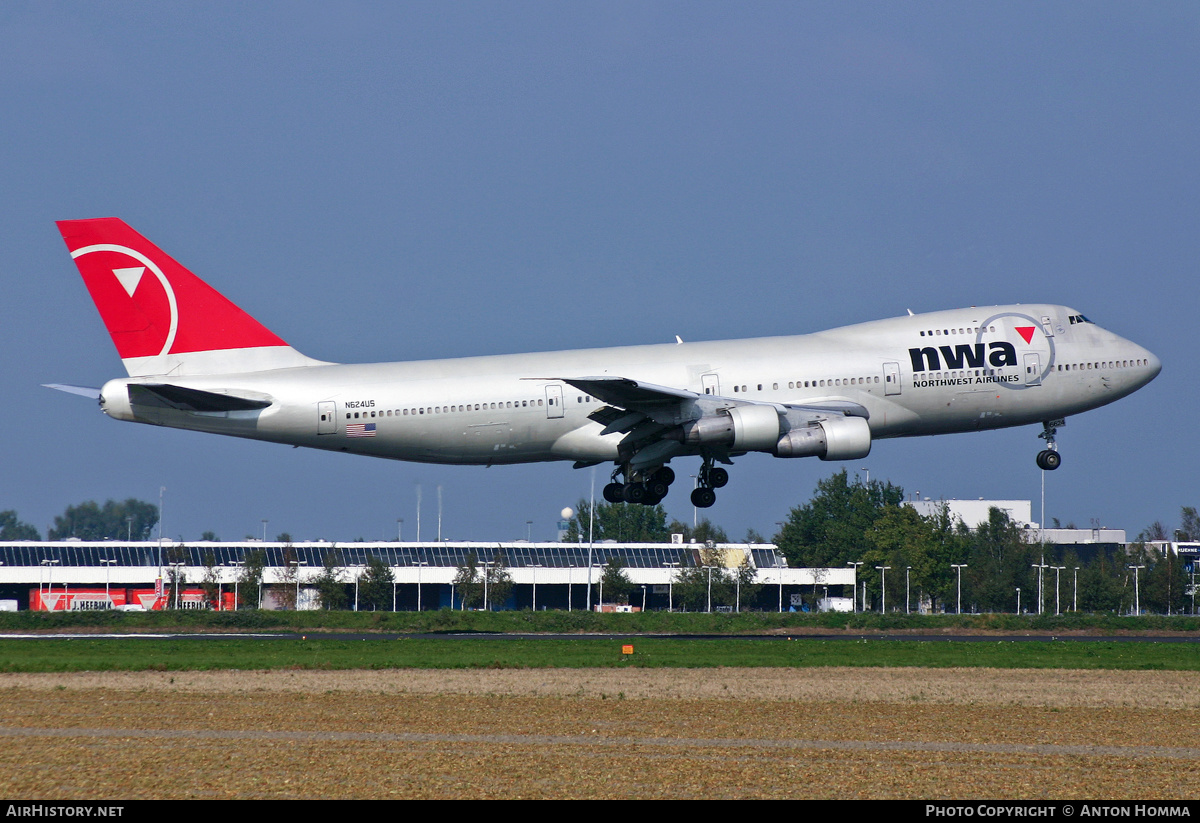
{"left": 1015, "top": 326, "right": 1036, "bottom": 344}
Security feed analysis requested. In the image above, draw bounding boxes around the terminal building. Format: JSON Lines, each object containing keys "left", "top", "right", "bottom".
{"left": 0, "top": 539, "right": 851, "bottom": 612}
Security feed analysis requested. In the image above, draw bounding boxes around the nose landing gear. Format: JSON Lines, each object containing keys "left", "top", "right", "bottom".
{"left": 1036, "top": 419, "right": 1064, "bottom": 471}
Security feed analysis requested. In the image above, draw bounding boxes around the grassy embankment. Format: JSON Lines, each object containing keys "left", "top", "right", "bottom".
{"left": 1, "top": 608, "right": 1199, "bottom": 672}
{"left": 2, "top": 607, "right": 1198, "bottom": 634}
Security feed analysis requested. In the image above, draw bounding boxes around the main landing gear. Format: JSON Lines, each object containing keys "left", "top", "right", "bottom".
{"left": 603, "top": 459, "right": 733, "bottom": 508}
{"left": 603, "top": 465, "right": 676, "bottom": 506}
{"left": 689, "top": 460, "right": 728, "bottom": 509}
{"left": 1036, "top": 419, "right": 1063, "bottom": 471}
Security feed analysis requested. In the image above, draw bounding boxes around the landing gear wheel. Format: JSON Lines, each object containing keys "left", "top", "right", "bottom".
{"left": 646, "top": 479, "right": 670, "bottom": 500}
{"left": 691, "top": 487, "right": 717, "bottom": 508}
{"left": 603, "top": 483, "right": 625, "bottom": 503}
{"left": 1036, "top": 450, "right": 1061, "bottom": 471}
{"left": 652, "top": 467, "right": 676, "bottom": 486}
{"left": 707, "top": 467, "right": 729, "bottom": 488}
{"left": 623, "top": 483, "right": 648, "bottom": 504}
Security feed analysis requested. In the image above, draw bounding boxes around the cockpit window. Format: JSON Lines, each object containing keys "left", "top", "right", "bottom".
{"left": 1068, "top": 314, "right": 1092, "bottom": 325}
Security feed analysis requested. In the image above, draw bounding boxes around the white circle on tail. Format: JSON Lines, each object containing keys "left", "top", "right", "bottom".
{"left": 71, "top": 243, "right": 179, "bottom": 358}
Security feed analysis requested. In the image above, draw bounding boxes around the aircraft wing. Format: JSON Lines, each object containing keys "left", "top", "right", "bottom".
{"left": 551, "top": 375, "right": 869, "bottom": 470}
{"left": 559, "top": 376, "right": 698, "bottom": 408}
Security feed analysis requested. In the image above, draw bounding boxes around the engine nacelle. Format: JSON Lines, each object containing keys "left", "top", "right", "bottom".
{"left": 774, "top": 415, "right": 871, "bottom": 460}
{"left": 679, "top": 404, "right": 782, "bottom": 452}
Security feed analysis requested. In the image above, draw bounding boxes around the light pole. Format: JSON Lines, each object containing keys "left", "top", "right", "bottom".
{"left": 848, "top": 562, "right": 864, "bottom": 613}
{"left": 1015, "top": 587, "right": 1021, "bottom": 615}
{"left": 704, "top": 565, "right": 715, "bottom": 613}
{"left": 531, "top": 563, "right": 541, "bottom": 611}
{"left": 227, "top": 561, "right": 243, "bottom": 611}
{"left": 1052, "top": 566, "right": 1065, "bottom": 615}
{"left": 169, "top": 561, "right": 185, "bottom": 609}
{"left": 951, "top": 564, "right": 967, "bottom": 615}
{"left": 415, "top": 561, "right": 427, "bottom": 612}
{"left": 482, "top": 560, "right": 495, "bottom": 610}
{"left": 593, "top": 563, "right": 604, "bottom": 611}
{"left": 905, "top": 566, "right": 912, "bottom": 614}
{"left": 352, "top": 564, "right": 365, "bottom": 611}
{"left": 101, "top": 558, "right": 117, "bottom": 605}
{"left": 665, "top": 562, "right": 679, "bottom": 612}
{"left": 40, "top": 559, "right": 60, "bottom": 610}
{"left": 1128, "top": 565, "right": 1145, "bottom": 615}
{"left": 875, "top": 566, "right": 891, "bottom": 613}
{"left": 1032, "top": 563, "right": 1048, "bottom": 614}
{"left": 290, "top": 560, "right": 307, "bottom": 610}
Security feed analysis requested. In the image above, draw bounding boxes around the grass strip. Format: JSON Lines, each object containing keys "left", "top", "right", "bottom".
{"left": 0, "top": 637, "right": 1197, "bottom": 672}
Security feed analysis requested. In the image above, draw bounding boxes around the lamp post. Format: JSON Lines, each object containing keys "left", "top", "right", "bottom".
{"left": 228, "top": 561, "right": 244, "bottom": 611}
{"left": 530, "top": 564, "right": 541, "bottom": 611}
{"left": 290, "top": 560, "right": 307, "bottom": 610}
{"left": 704, "top": 565, "right": 715, "bottom": 613}
{"left": 875, "top": 566, "right": 891, "bottom": 613}
{"left": 40, "top": 559, "right": 60, "bottom": 610}
{"left": 169, "top": 561, "right": 185, "bottom": 610}
{"left": 1073, "top": 566, "right": 1080, "bottom": 613}
{"left": 100, "top": 558, "right": 117, "bottom": 605}
{"left": 415, "top": 561, "right": 427, "bottom": 612}
{"left": 352, "top": 564, "right": 365, "bottom": 611}
{"left": 1051, "top": 566, "right": 1066, "bottom": 615}
{"left": 1032, "top": 563, "right": 1048, "bottom": 614}
{"left": 951, "top": 564, "right": 968, "bottom": 615}
{"left": 1128, "top": 565, "right": 1145, "bottom": 615}
{"left": 665, "top": 562, "right": 679, "bottom": 612}
{"left": 848, "top": 561, "right": 864, "bottom": 613}
{"left": 1016, "top": 587, "right": 1021, "bottom": 615}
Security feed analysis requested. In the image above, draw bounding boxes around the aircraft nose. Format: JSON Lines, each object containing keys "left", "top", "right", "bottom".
{"left": 1145, "top": 350, "right": 1162, "bottom": 380}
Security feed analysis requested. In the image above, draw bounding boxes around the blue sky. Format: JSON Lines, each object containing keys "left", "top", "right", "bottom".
{"left": 3, "top": 2, "right": 1196, "bottom": 542}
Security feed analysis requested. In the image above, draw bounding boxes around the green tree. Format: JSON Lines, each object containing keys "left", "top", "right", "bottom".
{"left": 0, "top": 511, "right": 40, "bottom": 541}
{"left": 314, "top": 551, "right": 348, "bottom": 610}
{"left": 564, "top": 499, "right": 669, "bottom": 543}
{"left": 600, "top": 557, "right": 636, "bottom": 605}
{"left": 358, "top": 555, "right": 395, "bottom": 611}
{"left": 670, "top": 545, "right": 736, "bottom": 611}
{"left": 200, "top": 530, "right": 220, "bottom": 542}
{"left": 773, "top": 470, "right": 904, "bottom": 568}
{"left": 962, "top": 508, "right": 1035, "bottom": 613}
{"left": 237, "top": 549, "right": 266, "bottom": 608}
{"left": 1179, "top": 507, "right": 1199, "bottom": 542}
{"left": 49, "top": 499, "right": 158, "bottom": 541}
{"left": 453, "top": 551, "right": 484, "bottom": 609}
{"left": 733, "top": 555, "right": 762, "bottom": 611}
{"left": 200, "top": 550, "right": 222, "bottom": 609}
{"left": 484, "top": 551, "right": 513, "bottom": 609}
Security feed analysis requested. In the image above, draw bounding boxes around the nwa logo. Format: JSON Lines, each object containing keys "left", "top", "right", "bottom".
{"left": 908, "top": 312, "right": 1055, "bottom": 391}
{"left": 908, "top": 339, "right": 1022, "bottom": 373}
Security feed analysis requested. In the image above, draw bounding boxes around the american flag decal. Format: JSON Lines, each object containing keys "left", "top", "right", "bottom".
{"left": 346, "top": 422, "right": 377, "bottom": 438}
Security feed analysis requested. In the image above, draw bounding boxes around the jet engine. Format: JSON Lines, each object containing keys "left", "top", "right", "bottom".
{"left": 774, "top": 415, "right": 871, "bottom": 460}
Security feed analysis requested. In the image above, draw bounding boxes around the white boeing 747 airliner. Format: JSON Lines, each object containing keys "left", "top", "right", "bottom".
{"left": 50, "top": 218, "right": 1160, "bottom": 509}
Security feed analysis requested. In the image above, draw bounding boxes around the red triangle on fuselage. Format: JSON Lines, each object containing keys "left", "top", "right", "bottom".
{"left": 1015, "top": 326, "right": 1036, "bottom": 344}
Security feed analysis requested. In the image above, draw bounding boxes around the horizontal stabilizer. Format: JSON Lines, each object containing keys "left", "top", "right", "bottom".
{"left": 129, "top": 383, "right": 272, "bottom": 413}
{"left": 43, "top": 383, "right": 101, "bottom": 400}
